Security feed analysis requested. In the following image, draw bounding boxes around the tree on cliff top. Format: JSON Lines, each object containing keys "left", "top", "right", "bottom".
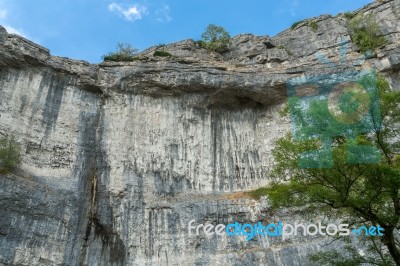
{"left": 102, "top": 42, "right": 139, "bottom": 62}
{"left": 200, "top": 24, "right": 231, "bottom": 53}
{"left": 251, "top": 76, "right": 400, "bottom": 265}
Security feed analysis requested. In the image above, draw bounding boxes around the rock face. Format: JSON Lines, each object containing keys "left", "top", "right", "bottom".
{"left": 0, "top": 0, "right": 399, "bottom": 265}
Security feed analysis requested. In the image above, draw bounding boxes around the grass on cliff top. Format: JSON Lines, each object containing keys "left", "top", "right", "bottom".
{"left": 102, "top": 42, "right": 140, "bottom": 62}
{"left": 103, "top": 54, "right": 140, "bottom": 62}
{"left": 291, "top": 20, "right": 306, "bottom": 30}
{"left": 343, "top": 11, "right": 356, "bottom": 20}
{"left": 291, "top": 19, "right": 318, "bottom": 32}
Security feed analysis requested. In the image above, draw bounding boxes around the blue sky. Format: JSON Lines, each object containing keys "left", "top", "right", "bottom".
{"left": 0, "top": 0, "right": 373, "bottom": 63}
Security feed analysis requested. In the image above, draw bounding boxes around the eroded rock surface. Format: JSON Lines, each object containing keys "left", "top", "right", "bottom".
{"left": 0, "top": 0, "right": 399, "bottom": 265}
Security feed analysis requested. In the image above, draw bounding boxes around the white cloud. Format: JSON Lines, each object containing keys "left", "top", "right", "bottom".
{"left": 156, "top": 4, "right": 172, "bottom": 23}
{"left": 290, "top": 0, "right": 299, "bottom": 16}
{"left": 3, "top": 25, "right": 28, "bottom": 38}
{"left": 0, "top": 9, "right": 7, "bottom": 20}
{"left": 0, "top": 1, "right": 33, "bottom": 41}
{"left": 0, "top": 0, "right": 8, "bottom": 20}
{"left": 108, "top": 2, "right": 147, "bottom": 21}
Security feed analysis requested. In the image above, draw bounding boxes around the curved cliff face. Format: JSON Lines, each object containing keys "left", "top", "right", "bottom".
{"left": 0, "top": 0, "right": 399, "bottom": 265}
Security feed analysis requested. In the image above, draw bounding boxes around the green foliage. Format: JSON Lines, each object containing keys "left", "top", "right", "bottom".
{"left": 195, "top": 40, "right": 207, "bottom": 49}
{"left": 102, "top": 54, "right": 139, "bottom": 61}
{"left": 102, "top": 42, "right": 139, "bottom": 62}
{"left": 309, "top": 246, "right": 366, "bottom": 266}
{"left": 291, "top": 20, "right": 305, "bottom": 30}
{"left": 348, "top": 14, "right": 387, "bottom": 53}
{"left": 251, "top": 76, "right": 400, "bottom": 264}
{"left": 291, "top": 19, "right": 318, "bottom": 32}
{"left": 343, "top": 11, "right": 356, "bottom": 20}
{"left": 308, "top": 21, "right": 318, "bottom": 32}
{"left": 200, "top": 24, "right": 231, "bottom": 53}
{"left": 0, "top": 136, "right": 22, "bottom": 174}
{"left": 310, "top": 241, "right": 397, "bottom": 266}
{"left": 249, "top": 187, "right": 270, "bottom": 200}
{"left": 277, "top": 45, "right": 293, "bottom": 56}
{"left": 153, "top": 50, "right": 172, "bottom": 57}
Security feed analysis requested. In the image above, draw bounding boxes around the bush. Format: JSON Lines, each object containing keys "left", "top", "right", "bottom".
{"left": 102, "top": 42, "right": 139, "bottom": 62}
{"left": 249, "top": 187, "right": 270, "bottom": 200}
{"left": 343, "top": 11, "right": 356, "bottom": 20}
{"left": 195, "top": 40, "right": 207, "bottom": 49}
{"left": 291, "top": 20, "right": 305, "bottom": 30}
{"left": 103, "top": 54, "right": 140, "bottom": 62}
{"left": 0, "top": 136, "right": 22, "bottom": 173}
{"left": 308, "top": 21, "right": 318, "bottom": 32}
{"left": 348, "top": 14, "right": 386, "bottom": 53}
{"left": 153, "top": 50, "right": 172, "bottom": 57}
{"left": 291, "top": 19, "right": 318, "bottom": 32}
{"left": 200, "top": 24, "right": 231, "bottom": 53}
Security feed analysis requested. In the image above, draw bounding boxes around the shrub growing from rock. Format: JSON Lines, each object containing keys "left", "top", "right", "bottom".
{"left": 348, "top": 14, "right": 386, "bottom": 53}
{"left": 308, "top": 20, "right": 318, "bottom": 32}
{"left": 343, "top": 11, "right": 356, "bottom": 20}
{"left": 291, "top": 19, "right": 306, "bottom": 30}
{"left": 0, "top": 136, "right": 22, "bottom": 174}
{"left": 291, "top": 19, "right": 318, "bottom": 32}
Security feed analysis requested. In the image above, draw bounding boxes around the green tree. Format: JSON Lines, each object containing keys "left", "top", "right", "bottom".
{"left": 251, "top": 76, "right": 400, "bottom": 265}
{"left": 0, "top": 136, "right": 22, "bottom": 173}
{"left": 102, "top": 42, "right": 139, "bottom": 62}
{"left": 200, "top": 24, "right": 231, "bottom": 52}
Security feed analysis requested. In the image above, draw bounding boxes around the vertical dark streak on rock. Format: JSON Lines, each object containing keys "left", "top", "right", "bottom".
{"left": 211, "top": 109, "right": 218, "bottom": 191}
{"left": 79, "top": 171, "right": 98, "bottom": 265}
{"left": 78, "top": 93, "right": 104, "bottom": 265}
{"left": 41, "top": 71, "right": 68, "bottom": 137}
{"left": 62, "top": 90, "right": 99, "bottom": 265}
{"left": 78, "top": 94, "right": 126, "bottom": 266}
{"left": 219, "top": 111, "right": 226, "bottom": 192}
{"left": 30, "top": 70, "right": 46, "bottom": 120}
{"left": 148, "top": 209, "right": 153, "bottom": 258}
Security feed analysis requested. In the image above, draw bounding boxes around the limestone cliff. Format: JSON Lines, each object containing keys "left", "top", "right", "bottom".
{"left": 0, "top": 0, "right": 399, "bottom": 265}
